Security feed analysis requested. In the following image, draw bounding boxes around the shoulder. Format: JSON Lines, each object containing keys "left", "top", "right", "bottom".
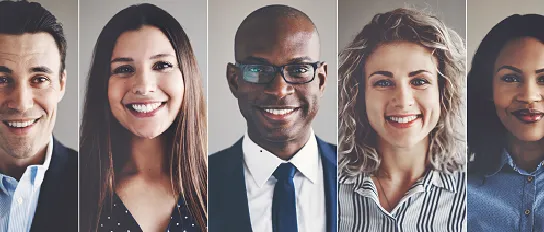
{"left": 209, "top": 138, "right": 243, "bottom": 175}
{"left": 315, "top": 136, "right": 337, "bottom": 153}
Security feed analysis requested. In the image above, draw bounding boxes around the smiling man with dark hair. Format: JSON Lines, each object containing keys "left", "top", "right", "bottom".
{"left": 209, "top": 4, "right": 337, "bottom": 232}
{"left": 0, "top": 1, "right": 77, "bottom": 231}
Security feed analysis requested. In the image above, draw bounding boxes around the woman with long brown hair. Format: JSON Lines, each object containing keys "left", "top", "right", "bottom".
{"left": 80, "top": 4, "right": 207, "bottom": 232}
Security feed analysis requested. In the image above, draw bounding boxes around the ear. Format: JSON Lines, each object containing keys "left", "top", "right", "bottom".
{"left": 317, "top": 62, "right": 328, "bottom": 96}
{"left": 226, "top": 62, "right": 240, "bottom": 97}
{"left": 58, "top": 69, "right": 66, "bottom": 102}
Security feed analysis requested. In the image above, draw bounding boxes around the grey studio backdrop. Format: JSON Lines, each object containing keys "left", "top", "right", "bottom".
{"left": 79, "top": 0, "right": 207, "bottom": 136}
{"left": 468, "top": 0, "right": 544, "bottom": 67}
{"left": 208, "top": 0, "right": 338, "bottom": 154}
{"left": 31, "top": 0, "right": 78, "bottom": 150}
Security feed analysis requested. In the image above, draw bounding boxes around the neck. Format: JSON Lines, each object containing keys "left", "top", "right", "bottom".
{"left": 506, "top": 133, "right": 544, "bottom": 172}
{"left": 0, "top": 144, "right": 48, "bottom": 180}
{"left": 121, "top": 135, "right": 168, "bottom": 178}
{"left": 247, "top": 128, "right": 312, "bottom": 161}
{"left": 376, "top": 136, "right": 429, "bottom": 181}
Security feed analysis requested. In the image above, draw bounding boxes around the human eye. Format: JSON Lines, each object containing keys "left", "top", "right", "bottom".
{"left": 411, "top": 78, "right": 430, "bottom": 86}
{"left": 373, "top": 79, "right": 394, "bottom": 88}
{"left": 538, "top": 76, "right": 544, "bottom": 84}
{"left": 111, "top": 65, "right": 135, "bottom": 75}
{"left": 501, "top": 74, "right": 520, "bottom": 83}
{"left": 0, "top": 76, "right": 11, "bottom": 85}
{"left": 247, "top": 65, "right": 268, "bottom": 73}
{"left": 30, "top": 76, "right": 50, "bottom": 84}
{"left": 152, "top": 61, "right": 174, "bottom": 71}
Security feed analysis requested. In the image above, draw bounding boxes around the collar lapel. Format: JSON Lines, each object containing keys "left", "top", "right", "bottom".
{"left": 317, "top": 137, "right": 337, "bottom": 232}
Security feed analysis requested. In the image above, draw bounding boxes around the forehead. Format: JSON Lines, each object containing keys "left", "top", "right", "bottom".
{"left": 494, "top": 37, "right": 544, "bottom": 71}
{"left": 0, "top": 33, "right": 61, "bottom": 72}
{"left": 236, "top": 18, "right": 320, "bottom": 64}
{"left": 112, "top": 25, "right": 176, "bottom": 59}
{"left": 365, "top": 42, "right": 437, "bottom": 74}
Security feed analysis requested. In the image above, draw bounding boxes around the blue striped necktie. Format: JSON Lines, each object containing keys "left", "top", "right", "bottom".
{"left": 272, "top": 162, "right": 298, "bottom": 232}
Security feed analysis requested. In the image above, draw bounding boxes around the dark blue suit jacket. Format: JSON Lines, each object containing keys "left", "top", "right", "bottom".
{"left": 30, "top": 138, "right": 78, "bottom": 232}
{"left": 209, "top": 136, "right": 337, "bottom": 232}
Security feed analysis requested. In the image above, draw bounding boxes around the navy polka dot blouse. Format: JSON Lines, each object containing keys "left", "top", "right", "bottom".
{"left": 98, "top": 194, "right": 201, "bottom": 232}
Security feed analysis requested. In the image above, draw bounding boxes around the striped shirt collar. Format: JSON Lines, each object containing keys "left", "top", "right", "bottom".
{"left": 339, "top": 169, "right": 460, "bottom": 195}
{"left": 485, "top": 148, "right": 544, "bottom": 177}
{"left": 0, "top": 136, "right": 53, "bottom": 194}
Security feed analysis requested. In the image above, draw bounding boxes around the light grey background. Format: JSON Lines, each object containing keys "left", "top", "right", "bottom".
{"left": 30, "top": 0, "right": 78, "bottom": 150}
{"left": 468, "top": 0, "right": 544, "bottom": 67}
{"left": 208, "top": 0, "right": 338, "bottom": 154}
{"left": 79, "top": 0, "right": 207, "bottom": 133}
{"left": 339, "top": 0, "right": 466, "bottom": 50}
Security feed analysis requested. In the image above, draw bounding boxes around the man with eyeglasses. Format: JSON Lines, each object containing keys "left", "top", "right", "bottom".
{"left": 209, "top": 4, "right": 337, "bottom": 232}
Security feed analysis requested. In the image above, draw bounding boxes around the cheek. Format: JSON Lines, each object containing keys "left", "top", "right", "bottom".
{"left": 364, "top": 90, "right": 385, "bottom": 124}
{"left": 107, "top": 80, "right": 128, "bottom": 113}
{"left": 33, "top": 88, "right": 59, "bottom": 114}
{"left": 160, "top": 72, "right": 184, "bottom": 111}
{"left": 492, "top": 82, "right": 513, "bottom": 111}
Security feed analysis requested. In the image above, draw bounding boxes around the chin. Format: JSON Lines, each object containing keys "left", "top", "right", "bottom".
{"left": 511, "top": 132, "right": 544, "bottom": 142}
{"left": 129, "top": 128, "right": 166, "bottom": 140}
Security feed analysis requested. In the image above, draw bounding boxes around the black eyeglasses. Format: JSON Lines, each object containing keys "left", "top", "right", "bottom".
{"left": 235, "top": 61, "right": 323, "bottom": 84}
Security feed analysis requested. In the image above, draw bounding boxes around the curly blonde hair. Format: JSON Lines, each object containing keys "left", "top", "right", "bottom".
{"left": 338, "top": 8, "right": 466, "bottom": 176}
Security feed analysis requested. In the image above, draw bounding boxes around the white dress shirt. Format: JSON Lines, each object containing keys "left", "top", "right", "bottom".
{"left": 242, "top": 130, "right": 326, "bottom": 232}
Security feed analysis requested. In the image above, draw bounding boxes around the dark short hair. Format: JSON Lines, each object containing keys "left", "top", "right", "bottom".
{"left": 467, "top": 14, "right": 544, "bottom": 173}
{"left": 0, "top": 0, "right": 67, "bottom": 72}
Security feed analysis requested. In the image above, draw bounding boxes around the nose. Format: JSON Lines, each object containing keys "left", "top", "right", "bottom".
{"left": 6, "top": 83, "right": 33, "bottom": 113}
{"left": 516, "top": 81, "right": 543, "bottom": 104}
{"left": 263, "top": 72, "right": 294, "bottom": 98}
{"left": 131, "top": 70, "right": 156, "bottom": 95}
{"left": 391, "top": 82, "right": 415, "bottom": 108}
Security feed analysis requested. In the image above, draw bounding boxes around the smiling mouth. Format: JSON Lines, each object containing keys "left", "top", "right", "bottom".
{"left": 2, "top": 117, "right": 41, "bottom": 128}
{"left": 125, "top": 102, "right": 166, "bottom": 114}
{"left": 259, "top": 107, "right": 300, "bottom": 120}
{"left": 512, "top": 109, "right": 544, "bottom": 123}
{"left": 385, "top": 114, "right": 422, "bottom": 124}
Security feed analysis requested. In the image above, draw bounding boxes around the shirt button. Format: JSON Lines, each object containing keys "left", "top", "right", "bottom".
{"left": 17, "top": 197, "right": 23, "bottom": 205}
{"left": 525, "top": 209, "right": 531, "bottom": 215}
{"left": 528, "top": 176, "right": 533, "bottom": 182}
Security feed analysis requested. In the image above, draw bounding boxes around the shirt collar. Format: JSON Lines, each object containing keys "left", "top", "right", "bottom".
{"left": 485, "top": 149, "right": 544, "bottom": 177}
{"left": 242, "top": 130, "right": 320, "bottom": 187}
{"left": 0, "top": 136, "right": 54, "bottom": 193}
{"left": 340, "top": 169, "right": 459, "bottom": 197}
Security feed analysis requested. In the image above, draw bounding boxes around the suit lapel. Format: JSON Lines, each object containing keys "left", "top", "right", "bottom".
{"left": 317, "top": 137, "right": 337, "bottom": 232}
{"left": 221, "top": 138, "right": 253, "bottom": 232}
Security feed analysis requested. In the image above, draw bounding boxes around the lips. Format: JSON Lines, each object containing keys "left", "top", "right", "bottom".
{"left": 512, "top": 108, "right": 544, "bottom": 123}
{"left": 385, "top": 114, "right": 422, "bottom": 128}
{"left": 258, "top": 106, "right": 300, "bottom": 121}
{"left": 1, "top": 117, "right": 41, "bottom": 135}
{"left": 124, "top": 101, "right": 166, "bottom": 117}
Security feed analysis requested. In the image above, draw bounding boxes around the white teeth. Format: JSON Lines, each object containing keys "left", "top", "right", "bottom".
{"left": 6, "top": 119, "right": 35, "bottom": 128}
{"left": 131, "top": 103, "right": 162, "bottom": 113}
{"left": 388, "top": 115, "right": 418, "bottom": 124}
{"left": 263, "top": 108, "right": 295, "bottom": 115}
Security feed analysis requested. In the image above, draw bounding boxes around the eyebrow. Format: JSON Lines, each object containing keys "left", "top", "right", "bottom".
{"left": 149, "top": 53, "right": 175, "bottom": 59}
{"left": 496, "top": 65, "right": 522, "bottom": 73}
{"left": 368, "top": 70, "right": 433, "bottom": 78}
{"left": 0, "top": 66, "right": 12, "bottom": 73}
{"left": 242, "top": 56, "right": 315, "bottom": 65}
{"left": 111, "top": 57, "right": 133, "bottom": 63}
{"left": 31, "top": 66, "right": 53, "bottom": 74}
{"left": 111, "top": 54, "right": 175, "bottom": 63}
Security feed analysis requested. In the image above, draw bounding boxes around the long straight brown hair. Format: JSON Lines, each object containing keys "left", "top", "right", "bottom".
{"left": 80, "top": 4, "right": 207, "bottom": 231}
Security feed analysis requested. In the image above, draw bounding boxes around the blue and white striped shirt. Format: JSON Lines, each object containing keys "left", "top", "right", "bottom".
{"left": 338, "top": 170, "right": 467, "bottom": 232}
{"left": 0, "top": 137, "right": 53, "bottom": 232}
